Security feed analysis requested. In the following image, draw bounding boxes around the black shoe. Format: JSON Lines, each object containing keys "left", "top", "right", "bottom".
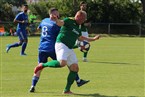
{"left": 21, "top": 53, "right": 27, "bottom": 56}
{"left": 29, "top": 86, "right": 35, "bottom": 92}
{"left": 77, "top": 79, "right": 90, "bottom": 87}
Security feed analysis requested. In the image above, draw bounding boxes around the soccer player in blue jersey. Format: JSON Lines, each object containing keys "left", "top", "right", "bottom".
{"left": 6, "top": 4, "right": 29, "bottom": 55}
{"left": 29, "top": 8, "right": 89, "bottom": 92}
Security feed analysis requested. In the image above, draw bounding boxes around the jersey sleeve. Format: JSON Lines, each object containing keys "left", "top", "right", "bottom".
{"left": 81, "top": 24, "right": 88, "bottom": 32}
{"left": 15, "top": 13, "right": 22, "bottom": 21}
{"left": 79, "top": 30, "right": 82, "bottom": 37}
{"left": 63, "top": 18, "right": 71, "bottom": 27}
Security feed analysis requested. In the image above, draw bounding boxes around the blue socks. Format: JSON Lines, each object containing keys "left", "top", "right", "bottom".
{"left": 32, "top": 76, "right": 39, "bottom": 87}
{"left": 9, "top": 43, "right": 20, "bottom": 48}
{"left": 21, "top": 42, "right": 27, "bottom": 54}
{"left": 7, "top": 42, "right": 27, "bottom": 55}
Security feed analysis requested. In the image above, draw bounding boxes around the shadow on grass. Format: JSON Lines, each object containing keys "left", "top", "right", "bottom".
{"left": 32, "top": 92, "right": 137, "bottom": 97}
{"left": 74, "top": 93, "right": 137, "bottom": 97}
{"left": 74, "top": 93, "right": 117, "bottom": 97}
{"left": 34, "top": 91, "right": 58, "bottom": 94}
{"left": 38, "top": 92, "right": 118, "bottom": 97}
{"left": 88, "top": 61, "right": 139, "bottom": 65}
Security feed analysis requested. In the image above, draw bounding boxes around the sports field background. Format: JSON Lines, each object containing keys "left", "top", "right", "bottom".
{"left": 0, "top": 36, "right": 144, "bottom": 97}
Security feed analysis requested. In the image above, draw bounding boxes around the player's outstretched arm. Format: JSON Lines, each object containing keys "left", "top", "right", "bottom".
{"left": 78, "top": 34, "right": 100, "bottom": 42}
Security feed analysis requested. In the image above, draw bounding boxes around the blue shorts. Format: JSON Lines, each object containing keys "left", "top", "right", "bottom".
{"left": 38, "top": 51, "right": 56, "bottom": 63}
{"left": 17, "top": 29, "right": 27, "bottom": 41}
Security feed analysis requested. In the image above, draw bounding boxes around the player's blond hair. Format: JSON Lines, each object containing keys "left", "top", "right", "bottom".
{"left": 76, "top": 10, "right": 87, "bottom": 19}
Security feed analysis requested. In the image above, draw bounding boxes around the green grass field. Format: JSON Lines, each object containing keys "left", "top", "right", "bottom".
{"left": 0, "top": 36, "right": 144, "bottom": 97}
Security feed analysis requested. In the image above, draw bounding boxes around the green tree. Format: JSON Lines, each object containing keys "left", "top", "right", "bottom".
{"left": 0, "top": 0, "right": 27, "bottom": 6}
{"left": 88, "top": 0, "right": 142, "bottom": 23}
{"left": 0, "top": 3, "right": 14, "bottom": 21}
{"left": 0, "top": 0, "right": 27, "bottom": 21}
{"left": 29, "top": 0, "right": 144, "bottom": 23}
{"left": 141, "top": 0, "right": 145, "bottom": 12}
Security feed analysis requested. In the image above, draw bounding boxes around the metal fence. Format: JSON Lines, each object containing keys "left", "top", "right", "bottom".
{"left": 89, "top": 23, "right": 145, "bottom": 36}
{"left": 0, "top": 22, "right": 145, "bottom": 36}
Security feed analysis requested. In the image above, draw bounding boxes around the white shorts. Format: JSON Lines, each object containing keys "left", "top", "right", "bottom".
{"left": 82, "top": 31, "right": 88, "bottom": 38}
{"left": 55, "top": 42, "right": 78, "bottom": 66}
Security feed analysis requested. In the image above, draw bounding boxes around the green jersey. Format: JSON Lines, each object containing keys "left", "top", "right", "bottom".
{"left": 56, "top": 17, "right": 82, "bottom": 49}
{"left": 81, "top": 24, "right": 88, "bottom": 32}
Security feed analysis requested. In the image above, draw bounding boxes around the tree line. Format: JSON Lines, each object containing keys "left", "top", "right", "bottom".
{"left": 0, "top": 0, "right": 144, "bottom": 24}
{"left": 29, "top": 0, "right": 145, "bottom": 23}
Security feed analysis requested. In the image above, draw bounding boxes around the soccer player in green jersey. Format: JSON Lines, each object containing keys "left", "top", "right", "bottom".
{"left": 33, "top": 10, "right": 100, "bottom": 94}
{"left": 29, "top": 8, "right": 89, "bottom": 93}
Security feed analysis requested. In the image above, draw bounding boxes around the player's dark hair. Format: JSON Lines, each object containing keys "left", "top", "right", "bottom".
{"left": 80, "top": 1, "right": 86, "bottom": 6}
{"left": 23, "top": 4, "right": 28, "bottom": 7}
{"left": 49, "top": 8, "right": 58, "bottom": 14}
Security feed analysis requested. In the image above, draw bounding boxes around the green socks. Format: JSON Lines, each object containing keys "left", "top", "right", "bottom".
{"left": 42, "top": 60, "right": 61, "bottom": 68}
{"left": 64, "top": 71, "right": 77, "bottom": 92}
{"left": 42, "top": 60, "right": 77, "bottom": 92}
{"left": 83, "top": 52, "right": 88, "bottom": 58}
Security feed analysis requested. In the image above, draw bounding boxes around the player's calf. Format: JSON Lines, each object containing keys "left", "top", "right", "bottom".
{"left": 34, "top": 63, "right": 44, "bottom": 74}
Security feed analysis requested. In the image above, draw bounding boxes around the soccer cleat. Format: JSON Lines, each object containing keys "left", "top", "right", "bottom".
{"left": 63, "top": 91, "right": 74, "bottom": 94}
{"left": 29, "top": 86, "right": 35, "bottom": 92}
{"left": 21, "top": 53, "right": 27, "bottom": 56}
{"left": 34, "top": 64, "right": 44, "bottom": 74}
{"left": 77, "top": 79, "right": 90, "bottom": 87}
{"left": 6, "top": 45, "right": 10, "bottom": 53}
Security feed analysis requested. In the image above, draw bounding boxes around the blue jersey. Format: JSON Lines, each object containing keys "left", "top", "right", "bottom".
{"left": 38, "top": 18, "right": 60, "bottom": 52}
{"left": 15, "top": 12, "right": 28, "bottom": 31}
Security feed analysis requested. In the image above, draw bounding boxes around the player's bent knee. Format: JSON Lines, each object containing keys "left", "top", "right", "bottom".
{"left": 23, "top": 39, "right": 28, "bottom": 43}
{"left": 18, "top": 42, "right": 23, "bottom": 46}
{"left": 69, "top": 64, "right": 79, "bottom": 72}
{"left": 59, "top": 60, "right": 67, "bottom": 67}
